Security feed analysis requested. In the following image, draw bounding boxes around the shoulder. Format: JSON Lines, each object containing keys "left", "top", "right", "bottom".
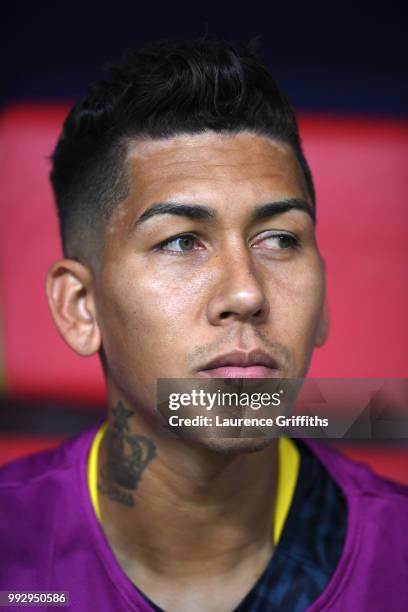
{"left": 0, "top": 424, "right": 98, "bottom": 490}
{"left": 301, "top": 441, "right": 408, "bottom": 609}
{"left": 0, "top": 440, "right": 74, "bottom": 490}
{"left": 302, "top": 439, "right": 408, "bottom": 504}
{"left": 0, "top": 424, "right": 99, "bottom": 533}
{"left": 0, "top": 423, "right": 104, "bottom": 589}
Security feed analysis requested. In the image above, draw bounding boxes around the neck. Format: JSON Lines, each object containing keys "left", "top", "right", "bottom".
{"left": 97, "top": 395, "right": 278, "bottom": 579}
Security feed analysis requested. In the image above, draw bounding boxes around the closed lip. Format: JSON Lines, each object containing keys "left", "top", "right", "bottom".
{"left": 198, "top": 349, "right": 279, "bottom": 372}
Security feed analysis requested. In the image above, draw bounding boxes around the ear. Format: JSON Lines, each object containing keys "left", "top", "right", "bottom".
{"left": 315, "top": 296, "right": 329, "bottom": 347}
{"left": 45, "top": 259, "right": 101, "bottom": 356}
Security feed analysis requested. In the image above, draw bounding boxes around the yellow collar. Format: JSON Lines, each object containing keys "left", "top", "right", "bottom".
{"left": 87, "top": 422, "right": 299, "bottom": 546}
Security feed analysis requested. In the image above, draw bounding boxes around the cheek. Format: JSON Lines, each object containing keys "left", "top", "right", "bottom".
{"left": 96, "top": 259, "right": 198, "bottom": 368}
{"left": 269, "top": 258, "right": 324, "bottom": 345}
{"left": 122, "top": 256, "right": 214, "bottom": 330}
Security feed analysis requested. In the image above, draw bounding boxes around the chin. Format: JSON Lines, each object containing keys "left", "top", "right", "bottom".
{"left": 187, "top": 435, "right": 276, "bottom": 455}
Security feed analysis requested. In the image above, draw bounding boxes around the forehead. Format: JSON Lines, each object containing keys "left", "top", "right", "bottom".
{"left": 124, "top": 131, "right": 310, "bottom": 209}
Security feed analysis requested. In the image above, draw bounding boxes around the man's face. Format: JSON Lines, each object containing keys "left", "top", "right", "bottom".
{"left": 94, "top": 131, "right": 327, "bottom": 418}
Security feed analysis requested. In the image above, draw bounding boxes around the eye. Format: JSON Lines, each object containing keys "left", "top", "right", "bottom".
{"left": 253, "top": 232, "right": 299, "bottom": 251}
{"left": 156, "top": 233, "right": 202, "bottom": 254}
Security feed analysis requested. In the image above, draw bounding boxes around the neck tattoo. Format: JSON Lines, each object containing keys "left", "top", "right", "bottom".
{"left": 99, "top": 400, "right": 157, "bottom": 507}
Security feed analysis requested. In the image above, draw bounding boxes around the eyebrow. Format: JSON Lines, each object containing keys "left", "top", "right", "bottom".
{"left": 134, "top": 197, "right": 315, "bottom": 230}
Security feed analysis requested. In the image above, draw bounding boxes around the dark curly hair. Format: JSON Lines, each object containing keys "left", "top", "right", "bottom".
{"left": 50, "top": 35, "right": 315, "bottom": 264}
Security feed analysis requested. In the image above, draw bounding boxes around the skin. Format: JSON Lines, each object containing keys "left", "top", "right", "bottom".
{"left": 46, "top": 130, "right": 328, "bottom": 611}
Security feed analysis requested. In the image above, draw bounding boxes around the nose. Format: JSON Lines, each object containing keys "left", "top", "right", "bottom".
{"left": 206, "top": 244, "right": 270, "bottom": 326}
